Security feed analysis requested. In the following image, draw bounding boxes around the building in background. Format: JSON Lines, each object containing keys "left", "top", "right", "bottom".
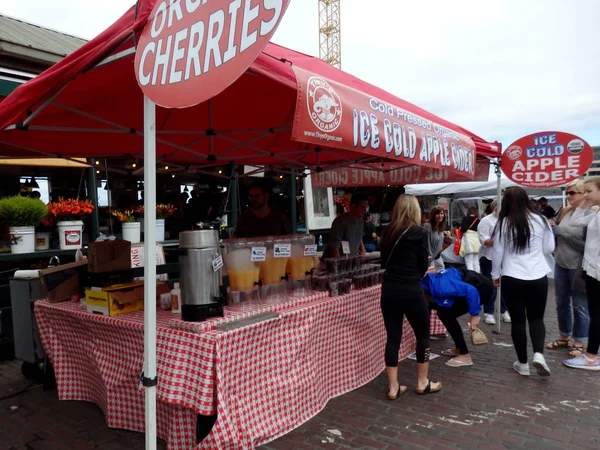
{"left": 587, "top": 146, "right": 600, "bottom": 177}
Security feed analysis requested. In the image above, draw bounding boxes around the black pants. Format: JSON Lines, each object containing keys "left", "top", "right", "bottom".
{"left": 502, "top": 276, "right": 548, "bottom": 363}
{"left": 432, "top": 295, "right": 485, "bottom": 355}
{"left": 381, "top": 280, "right": 430, "bottom": 365}
{"left": 479, "top": 257, "right": 507, "bottom": 314}
{"left": 585, "top": 275, "right": 600, "bottom": 355}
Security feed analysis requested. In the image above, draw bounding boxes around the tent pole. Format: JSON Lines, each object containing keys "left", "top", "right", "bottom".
{"left": 290, "top": 169, "right": 297, "bottom": 233}
{"left": 494, "top": 158, "right": 502, "bottom": 335}
{"left": 142, "top": 96, "right": 157, "bottom": 450}
{"left": 303, "top": 171, "right": 311, "bottom": 235}
{"left": 86, "top": 158, "right": 100, "bottom": 242}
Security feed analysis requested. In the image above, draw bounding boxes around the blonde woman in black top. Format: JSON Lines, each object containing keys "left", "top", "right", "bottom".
{"left": 381, "top": 194, "right": 442, "bottom": 399}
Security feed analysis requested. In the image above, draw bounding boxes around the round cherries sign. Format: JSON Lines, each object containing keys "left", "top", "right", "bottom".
{"left": 135, "top": 0, "right": 290, "bottom": 109}
{"left": 501, "top": 131, "right": 593, "bottom": 188}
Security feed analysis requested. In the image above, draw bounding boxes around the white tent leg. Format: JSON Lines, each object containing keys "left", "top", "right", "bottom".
{"left": 143, "top": 96, "right": 157, "bottom": 450}
{"left": 303, "top": 172, "right": 310, "bottom": 235}
{"left": 494, "top": 158, "right": 502, "bottom": 335}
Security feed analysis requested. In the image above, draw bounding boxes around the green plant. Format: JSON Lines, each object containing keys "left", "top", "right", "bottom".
{"left": 0, "top": 195, "right": 48, "bottom": 227}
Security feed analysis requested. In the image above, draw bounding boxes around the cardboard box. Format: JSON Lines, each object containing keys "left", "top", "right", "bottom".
{"left": 85, "top": 281, "right": 172, "bottom": 317}
{"left": 88, "top": 240, "right": 131, "bottom": 273}
{"left": 39, "top": 261, "right": 88, "bottom": 303}
{"left": 86, "top": 281, "right": 144, "bottom": 317}
{"left": 87, "top": 269, "right": 134, "bottom": 289}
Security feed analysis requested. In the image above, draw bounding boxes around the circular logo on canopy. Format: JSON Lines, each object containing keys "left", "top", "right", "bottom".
{"left": 307, "top": 76, "right": 343, "bottom": 133}
{"left": 501, "top": 131, "right": 593, "bottom": 188}
{"left": 135, "top": 0, "right": 290, "bottom": 109}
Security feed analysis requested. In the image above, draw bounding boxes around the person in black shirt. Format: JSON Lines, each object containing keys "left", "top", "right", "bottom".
{"left": 538, "top": 197, "right": 556, "bottom": 220}
{"left": 235, "top": 184, "right": 292, "bottom": 238}
{"left": 380, "top": 194, "right": 441, "bottom": 399}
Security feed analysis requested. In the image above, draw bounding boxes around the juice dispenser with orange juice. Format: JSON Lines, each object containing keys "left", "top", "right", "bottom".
{"left": 223, "top": 238, "right": 261, "bottom": 305}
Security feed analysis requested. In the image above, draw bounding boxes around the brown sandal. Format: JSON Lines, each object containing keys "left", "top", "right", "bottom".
{"left": 415, "top": 380, "right": 442, "bottom": 395}
{"left": 387, "top": 385, "right": 407, "bottom": 400}
{"left": 568, "top": 342, "right": 585, "bottom": 357}
{"left": 546, "top": 339, "right": 569, "bottom": 350}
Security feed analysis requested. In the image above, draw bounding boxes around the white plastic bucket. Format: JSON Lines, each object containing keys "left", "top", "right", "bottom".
{"left": 122, "top": 221, "right": 141, "bottom": 244}
{"left": 9, "top": 226, "right": 35, "bottom": 254}
{"left": 57, "top": 221, "right": 84, "bottom": 250}
{"left": 35, "top": 232, "right": 51, "bottom": 250}
{"left": 156, "top": 219, "right": 165, "bottom": 242}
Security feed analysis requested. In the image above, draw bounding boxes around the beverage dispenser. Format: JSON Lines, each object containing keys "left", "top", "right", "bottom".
{"left": 178, "top": 230, "right": 224, "bottom": 322}
{"left": 222, "top": 238, "right": 261, "bottom": 306}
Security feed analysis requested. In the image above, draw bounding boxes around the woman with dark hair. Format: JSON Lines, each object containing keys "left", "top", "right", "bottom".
{"left": 381, "top": 195, "right": 441, "bottom": 399}
{"left": 424, "top": 206, "right": 450, "bottom": 271}
{"left": 460, "top": 206, "right": 482, "bottom": 273}
{"left": 492, "top": 187, "right": 555, "bottom": 377}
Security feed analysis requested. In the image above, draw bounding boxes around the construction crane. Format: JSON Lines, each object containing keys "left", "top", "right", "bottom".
{"left": 318, "top": 0, "right": 341, "bottom": 69}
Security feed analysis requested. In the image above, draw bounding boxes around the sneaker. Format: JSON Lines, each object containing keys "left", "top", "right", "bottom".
{"left": 563, "top": 354, "right": 600, "bottom": 371}
{"left": 484, "top": 314, "right": 496, "bottom": 325}
{"left": 501, "top": 311, "right": 511, "bottom": 323}
{"left": 513, "top": 361, "right": 530, "bottom": 376}
{"left": 532, "top": 352, "right": 551, "bottom": 376}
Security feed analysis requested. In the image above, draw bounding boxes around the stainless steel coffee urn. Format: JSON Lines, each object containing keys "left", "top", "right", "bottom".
{"left": 178, "top": 230, "right": 224, "bottom": 322}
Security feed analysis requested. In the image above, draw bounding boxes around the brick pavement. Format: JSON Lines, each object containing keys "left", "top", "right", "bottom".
{"left": 1, "top": 282, "right": 599, "bottom": 449}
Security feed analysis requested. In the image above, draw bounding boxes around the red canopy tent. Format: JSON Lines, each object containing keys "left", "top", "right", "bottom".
{"left": 0, "top": 2, "right": 501, "bottom": 448}
{"left": 0, "top": 1, "right": 499, "bottom": 175}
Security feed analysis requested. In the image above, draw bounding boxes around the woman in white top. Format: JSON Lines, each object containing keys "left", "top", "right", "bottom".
{"left": 492, "top": 187, "right": 555, "bottom": 377}
{"left": 563, "top": 176, "right": 600, "bottom": 371}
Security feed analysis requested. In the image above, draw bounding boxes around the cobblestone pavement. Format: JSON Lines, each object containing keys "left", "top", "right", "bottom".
{"left": 2, "top": 283, "right": 599, "bottom": 449}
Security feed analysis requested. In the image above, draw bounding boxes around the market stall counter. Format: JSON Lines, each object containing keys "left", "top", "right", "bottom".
{"left": 35, "top": 285, "right": 445, "bottom": 449}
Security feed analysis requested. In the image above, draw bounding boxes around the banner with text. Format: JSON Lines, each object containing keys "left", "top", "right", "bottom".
{"left": 311, "top": 161, "right": 490, "bottom": 188}
{"left": 291, "top": 66, "right": 477, "bottom": 179}
{"left": 501, "top": 131, "right": 593, "bottom": 188}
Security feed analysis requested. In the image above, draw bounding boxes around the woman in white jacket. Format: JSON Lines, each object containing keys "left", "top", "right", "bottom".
{"left": 492, "top": 187, "right": 555, "bottom": 377}
{"left": 563, "top": 176, "right": 600, "bottom": 371}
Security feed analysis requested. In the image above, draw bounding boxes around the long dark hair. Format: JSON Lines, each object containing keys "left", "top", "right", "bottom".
{"left": 494, "top": 186, "right": 546, "bottom": 253}
{"left": 428, "top": 206, "right": 446, "bottom": 232}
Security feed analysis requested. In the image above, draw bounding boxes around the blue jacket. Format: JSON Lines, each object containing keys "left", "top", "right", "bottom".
{"left": 422, "top": 268, "right": 482, "bottom": 317}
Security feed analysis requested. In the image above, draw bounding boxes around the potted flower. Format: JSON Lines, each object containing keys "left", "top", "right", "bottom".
{"left": 35, "top": 214, "right": 57, "bottom": 250}
{"left": 112, "top": 210, "right": 140, "bottom": 244}
{"left": 47, "top": 198, "right": 95, "bottom": 250}
{"left": 0, "top": 195, "right": 48, "bottom": 254}
{"left": 156, "top": 204, "right": 176, "bottom": 241}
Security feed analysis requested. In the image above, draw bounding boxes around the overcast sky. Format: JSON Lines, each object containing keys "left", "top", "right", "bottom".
{"left": 2, "top": 0, "right": 599, "bottom": 148}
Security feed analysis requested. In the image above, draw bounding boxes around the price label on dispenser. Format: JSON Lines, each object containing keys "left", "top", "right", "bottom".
{"left": 251, "top": 247, "right": 267, "bottom": 262}
{"left": 212, "top": 255, "right": 223, "bottom": 272}
{"left": 304, "top": 245, "right": 317, "bottom": 256}
{"left": 274, "top": 243, "right": 291, "bottom": 258}
{"left": 342, "top": 241, "right": 351, "bottom": 255}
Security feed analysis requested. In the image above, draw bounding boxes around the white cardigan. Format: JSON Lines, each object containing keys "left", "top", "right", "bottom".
{"left": 570, "top": 207, "right": 600, "bottom": 281}
{"left": 491, "top": 213, "right": 555, "bottom": 281}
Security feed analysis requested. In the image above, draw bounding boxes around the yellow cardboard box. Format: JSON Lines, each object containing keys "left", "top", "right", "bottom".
{"left": 86, "top": 281, "right": 144, "bottom": 317}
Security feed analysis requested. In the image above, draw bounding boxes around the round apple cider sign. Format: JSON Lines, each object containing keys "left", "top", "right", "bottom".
{"left": 501, "top": 131, "right": 593, "bottom": 188}
{"left": 135, "top": 0, "right": 290, "bottom": 109}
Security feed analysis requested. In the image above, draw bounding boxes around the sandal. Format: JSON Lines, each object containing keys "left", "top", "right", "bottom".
{"left": 441, "top": 348, "right": 461, "bottom": 357}
{"left": 415, "top": 380, "right": 442, "bottom": 395}
{"left": 568, "top": 342, "right": 585, "bottom": 357}
{"left": 446, "top": 358, "right": 473, "bottom": 367}
{"left": 387, "top": 385, "right": 407, "bottom": 400}
{"left": 546, "top": 339, "right": 570, "bottom": 350}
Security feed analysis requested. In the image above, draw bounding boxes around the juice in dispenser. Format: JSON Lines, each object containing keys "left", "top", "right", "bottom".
{"left": 223, "top": 238, "right": 261, "bottom": 307}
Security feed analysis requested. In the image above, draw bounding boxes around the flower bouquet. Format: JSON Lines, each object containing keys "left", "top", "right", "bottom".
{"left": 156, "top": 204, "right": 176, "bottom": 219}
{"left": 47, "top": 197, "right": 95, "bottom": 221}
{"left": 112, "top": 209, "right": 136, "bottom": 223}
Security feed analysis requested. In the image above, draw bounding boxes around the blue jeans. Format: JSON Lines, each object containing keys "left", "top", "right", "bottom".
{"left": 479, "top": 257, "right": 506, "bottom": 314}
{"left": 554, "top": 264, "right": 589, "bottom": 341}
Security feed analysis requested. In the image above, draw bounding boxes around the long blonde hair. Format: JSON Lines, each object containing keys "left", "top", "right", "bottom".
{"left": 386, "top": 194, "right": 422, "bottom": 240}
{"left": 584, "top": 176, "right": 600, "bottom": 191}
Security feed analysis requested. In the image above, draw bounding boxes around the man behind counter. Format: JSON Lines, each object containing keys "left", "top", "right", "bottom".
{"left": 235, "top": 184, "right": 292, "bottom": 238}
{"left": 325, "top": 193, "right": 368, "bottom": 257}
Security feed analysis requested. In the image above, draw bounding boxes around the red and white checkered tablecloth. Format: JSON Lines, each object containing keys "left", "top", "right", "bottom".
{"left": 35, "top": 286, "right": 446, "bottom": 449}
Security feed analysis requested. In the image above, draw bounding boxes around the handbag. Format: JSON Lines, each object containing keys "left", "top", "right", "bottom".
{"left": 470, "top": 327, "right": 488, "bottom": 346}
{"left": 459, "top": 218, "right": 480, "bottom": 257}
{"left": 453, "top": 230, "right": 463, "bottom": 255}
